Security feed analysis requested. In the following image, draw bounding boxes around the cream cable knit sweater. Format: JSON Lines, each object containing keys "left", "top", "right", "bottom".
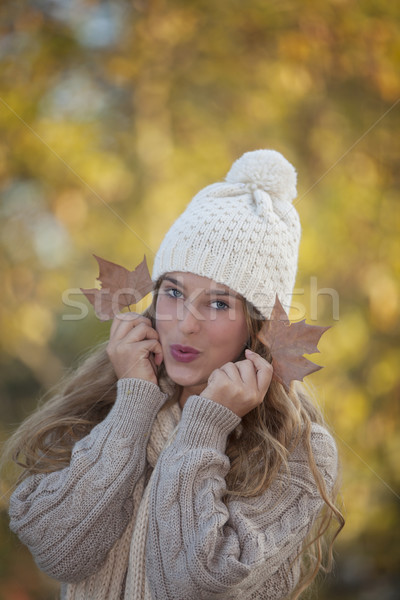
{"left": 9, "top": 378, "right": 338, "bottom": 600}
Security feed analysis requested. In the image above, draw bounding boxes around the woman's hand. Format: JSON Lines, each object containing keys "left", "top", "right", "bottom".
{"left": 106, "top": 313, "right": 163, "bottom": 385}
{"left": 200, "top": 349, "right": 273, "bottom": 417}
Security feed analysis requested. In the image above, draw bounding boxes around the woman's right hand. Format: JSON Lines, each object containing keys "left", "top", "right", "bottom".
{"left": 106, "top": 313, "right": 164, "bottom": 385}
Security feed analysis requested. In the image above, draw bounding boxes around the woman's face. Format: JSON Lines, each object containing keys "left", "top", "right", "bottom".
{"left": 155, "top": 272, "right": 249, "bottom": 404}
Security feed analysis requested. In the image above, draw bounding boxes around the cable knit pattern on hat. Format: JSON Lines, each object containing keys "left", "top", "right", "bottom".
{"left": 152, "top": 150, "right": 301, "bottom": 317}
{"left": 9, "top": 378, "right": 338, "bottom": 600}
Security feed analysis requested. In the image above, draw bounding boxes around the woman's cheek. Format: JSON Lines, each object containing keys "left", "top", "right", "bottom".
{"left": 155, "top": 297, "right": 169, "bottom": 330}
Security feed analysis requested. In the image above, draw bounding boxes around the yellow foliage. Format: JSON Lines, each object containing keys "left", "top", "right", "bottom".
{"left": 15, "top": 303, "right": 55, "bottom": 346}
{"left": 327, "top": 313, "right": 369, "bottom": 367}
{"left": 54, "top": 189, "right": 88, "bottom": 228}
{"left": 367, "top": 352, "right": 400, "bottom": 396}
{"left": 360, "top": 264, "right": 399, "bottom": 331}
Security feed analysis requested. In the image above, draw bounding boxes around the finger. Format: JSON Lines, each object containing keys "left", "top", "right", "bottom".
{"left": 131, "top": 333, "right": 164, "bottom": 366}
{"left": 110, "top": 311, "right": 139, "bottom": 338}
{"left": 110, "top": 313, "right": 152, "bottom": 339}
{"left": 154, "top": 348, "right": 164, "bottom": 366}
{"left": 245, "top": 349, "right": 273, "bottom": 392}
{"left": 114, "top": 339, "right": 162, "bottom": 379}
{"left": 146, "top": 339, "right": 164, "bottom": 366}
{"left": 219, "top": 362, "right": 243, "bottom": 383}
{"left": 207, "top": 368, "right": 219, "bottom": 382}
{"left": 205, "top": 369, "right": 230, "bottom": 394}
{"left": 131, "top": 338, "right": 164, "bottom": 365}
{"left": 234, "top": 359, "right": 259, "bottom": 385}
{"left": 122, "top": 322, "right": 159, "bottom": 344}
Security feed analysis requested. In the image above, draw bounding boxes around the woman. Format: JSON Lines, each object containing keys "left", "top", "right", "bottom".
{"left": 6, "top": 149, "right": 344, "bottom": 599}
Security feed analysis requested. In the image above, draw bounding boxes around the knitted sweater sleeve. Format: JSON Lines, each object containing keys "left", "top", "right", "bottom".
{"left": 146, "top": 395, "right": 338, "bottom": 600}
{"left": 8, "top": 378, "right": 167, "bottom": 583}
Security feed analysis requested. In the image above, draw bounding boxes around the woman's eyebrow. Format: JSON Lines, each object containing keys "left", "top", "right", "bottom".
{"left": 162, "top": 276, "right": 182, "bottom": 287}
{"left": 162, "top": 277, "right": 238, "bottom": 298}
{"left": 204, "top": 289, "right": 238, "bottom": 298}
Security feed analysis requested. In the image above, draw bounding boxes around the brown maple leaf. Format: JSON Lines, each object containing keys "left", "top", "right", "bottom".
{"left": 257, "top": 296, "right": 330, "bottom": 392}
{"left": 81, "top": 255, "right": 154, "bottom": 321}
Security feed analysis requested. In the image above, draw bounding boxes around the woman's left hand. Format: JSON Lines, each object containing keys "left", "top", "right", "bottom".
{"left": 200, "top": 349, "right": 273, "bottom": 417}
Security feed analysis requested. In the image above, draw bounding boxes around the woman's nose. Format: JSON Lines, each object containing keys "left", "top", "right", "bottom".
{"left": 178, "top": 303, "right": 202, "bottom": 334}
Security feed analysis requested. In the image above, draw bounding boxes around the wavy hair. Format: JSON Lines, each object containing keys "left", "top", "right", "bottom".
{"left": 3, "top": 277, "right": 344, "bottom": 599}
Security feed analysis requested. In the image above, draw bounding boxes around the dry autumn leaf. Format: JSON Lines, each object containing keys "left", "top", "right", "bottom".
{"left": 81, "top": 255, "right": 154, "bottom": 321}
{"left": 258, "top": 296, "right": 330, "bottom": 391}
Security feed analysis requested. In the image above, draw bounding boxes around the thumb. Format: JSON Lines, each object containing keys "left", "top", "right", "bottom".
{"left": 145, "top": 339, "right": 163, "bottom": 365}
{"left": 245, "top": 349, "right": 273, "bottom": 388}
{"left": 207, "top": 368, "right": 220, "bottom": 383}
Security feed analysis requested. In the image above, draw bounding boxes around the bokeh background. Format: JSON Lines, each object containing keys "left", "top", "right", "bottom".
{"left": 0, "top": 1, "right": 399, "bottom": 599}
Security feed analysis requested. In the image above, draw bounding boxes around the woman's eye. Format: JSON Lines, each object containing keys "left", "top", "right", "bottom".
{"left": 211, "top": 300, "right": 229, "bottom": 310}
{"left": 166, "top": 288, "right": 183, "bottom": 299}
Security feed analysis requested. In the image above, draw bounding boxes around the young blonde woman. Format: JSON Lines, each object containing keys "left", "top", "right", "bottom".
{"left": 6, "top": 150, "right": 343, "bottom": 600}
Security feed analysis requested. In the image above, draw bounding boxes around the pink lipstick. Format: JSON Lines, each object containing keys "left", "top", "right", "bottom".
{"left": 170, "top": 344, "right": 200, "bottom": 363}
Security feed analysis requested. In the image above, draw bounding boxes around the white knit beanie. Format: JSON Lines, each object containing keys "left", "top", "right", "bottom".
{"left": 152, "top": 149, "right": 301, "bottom": 318}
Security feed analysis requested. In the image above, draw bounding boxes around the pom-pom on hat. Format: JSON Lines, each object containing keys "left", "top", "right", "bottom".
{"left": 152, "top": 149, "right": 301, "bottom": 318}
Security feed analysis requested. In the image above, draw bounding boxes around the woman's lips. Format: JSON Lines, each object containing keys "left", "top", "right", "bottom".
{"left": 170, "top": 344, "right": 200, "bottom": 363}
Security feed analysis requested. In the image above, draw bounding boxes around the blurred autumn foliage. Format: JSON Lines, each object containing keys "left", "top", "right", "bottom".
{"left": 0, "top": 1, "right": 399, "bottom": 599}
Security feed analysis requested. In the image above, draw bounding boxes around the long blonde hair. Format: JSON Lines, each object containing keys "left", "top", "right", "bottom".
{"left": 3, "top": 277, "right": 344, "bottom": 599}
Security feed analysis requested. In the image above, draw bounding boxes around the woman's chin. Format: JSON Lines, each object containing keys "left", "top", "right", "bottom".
{"left": 164, "top": 364, "right": 207, "bottom": 391}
